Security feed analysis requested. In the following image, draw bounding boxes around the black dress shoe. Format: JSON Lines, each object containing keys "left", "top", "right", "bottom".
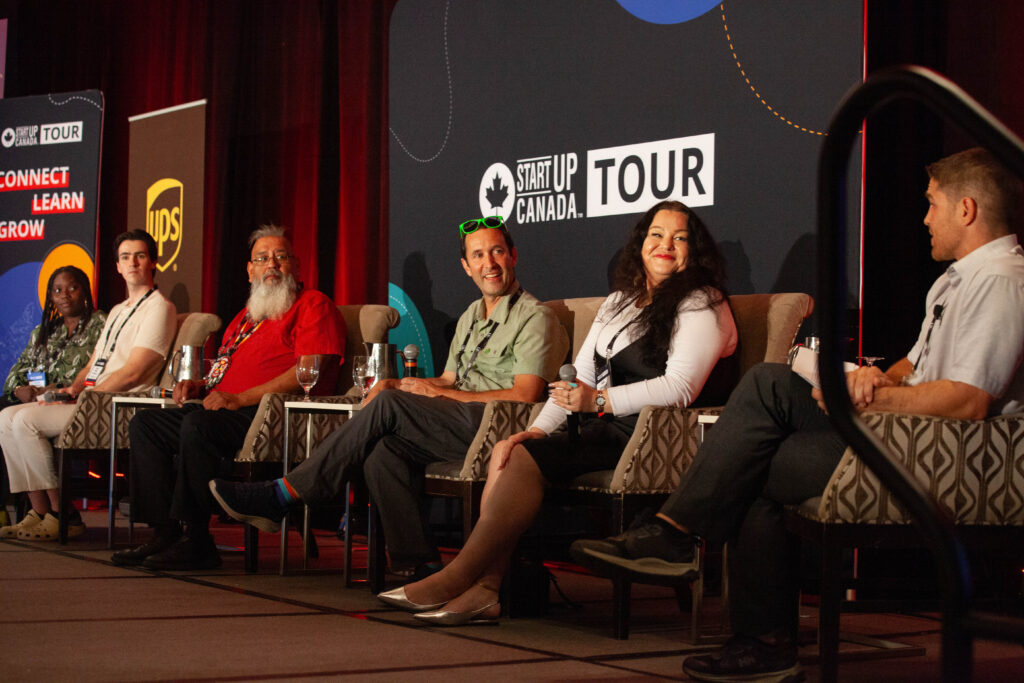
{"left": 142, "top": 535, "right": 222, "bottom": 571}
{"left": 111, "top": 532, "right": 181, "bottom": 567}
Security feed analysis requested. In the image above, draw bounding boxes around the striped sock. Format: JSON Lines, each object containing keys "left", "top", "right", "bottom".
{"left": 275, "top": 478, "right": 300, "bottom": 506}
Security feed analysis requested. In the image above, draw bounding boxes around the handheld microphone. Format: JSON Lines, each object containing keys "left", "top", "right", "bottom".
{"left": 40, "top": 390, "right": 73, "bottom": 403}
{"left": 403, "top": 344, "right": 419, "bottom": 379}
{"left": 558, "top": 364, "right": 579, "bottom": 442}
{"left": 150, "top": 386, "right": 174, "bottom": 399}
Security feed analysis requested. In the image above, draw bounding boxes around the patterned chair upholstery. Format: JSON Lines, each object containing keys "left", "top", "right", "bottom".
{"left": 54, "top": 312, "right": 223, "bottom": 544}
{"left": 233, "top": 304, "right": 400, "bottom": 465}
{"left": 55, "top": 312, "right": 223, "bottom": 451}
{"left": 786, "top": 410, "right": 1024, "bottom": 681}
{"left": 422, "top": 297, "right": 605, "bottom": 533}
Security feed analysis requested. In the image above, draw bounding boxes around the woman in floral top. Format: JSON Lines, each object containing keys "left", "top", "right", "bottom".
{"left": 2, "top": 266, "right": 106, "bottom": 407}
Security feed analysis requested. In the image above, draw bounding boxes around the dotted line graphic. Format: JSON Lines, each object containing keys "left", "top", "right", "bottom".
{"left": 48, "top": 93, "right": 102, "bottom": 110}
{"left": 390, "top": 0, "right": 453, "bottom": 163}
{"left": 719, "top": 3, "right": 825, "bottom": 136}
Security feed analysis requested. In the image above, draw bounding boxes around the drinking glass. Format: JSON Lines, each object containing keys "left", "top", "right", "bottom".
{"left": 352, "top": 355, "right": 372, "bottom": 401}
{"left": 296, "top": 355, "right": 320, "bottom": 401}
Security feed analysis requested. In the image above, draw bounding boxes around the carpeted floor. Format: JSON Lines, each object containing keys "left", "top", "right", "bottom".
{"left": 2, "top": 508, "right": 1023, "bottom": 681}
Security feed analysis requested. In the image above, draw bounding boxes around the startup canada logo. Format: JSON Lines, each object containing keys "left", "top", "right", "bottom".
{"left": 478, "top": 152, "right": 582, "bottom": 225}
{"left": 477, "top": 132, "right": 714, "bottom": 224}
{"left": 1, "top": 121, "right": 83, "bottom": 149}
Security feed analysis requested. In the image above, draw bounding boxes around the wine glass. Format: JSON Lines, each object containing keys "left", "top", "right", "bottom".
{"left": 352, "top": 355, "right": 372, "bottom": 402}
{"left": 857, "top": 355, "right": 884, "bottom": 367}
{"left": 296, "top": 355, "right": 320, "bottom": 401}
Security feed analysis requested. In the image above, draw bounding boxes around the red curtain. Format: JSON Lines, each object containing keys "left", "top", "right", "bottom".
{"left": 1, "top": 0, "right": 395, "bottom": 318}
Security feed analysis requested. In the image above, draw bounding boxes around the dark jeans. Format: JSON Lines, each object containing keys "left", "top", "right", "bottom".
{"left": 286, "top": 389, "right": 484, "bottom": 569}
{"left": 130, "top": 403, "right": 258, "bottom": 531}
{"left": 660, "top": 363, "right": 847, "bottom": 638}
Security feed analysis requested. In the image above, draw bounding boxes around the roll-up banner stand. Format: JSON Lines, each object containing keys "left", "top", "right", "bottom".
{"left": 0, "top": 90, "right": 104, "bottom": 377}
{"left": 127, "top": 99, "right": 206, "bottom": 313}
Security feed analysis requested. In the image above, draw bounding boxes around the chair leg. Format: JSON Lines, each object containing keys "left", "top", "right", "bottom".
{"left": 343, "top": 482, "right": 354, "bottom": 587}
{"left": 818, "top": 538, "right": 843, "bottom": 683}
{"left": 367, "top": 499, "right": 386, "bottom": 593}
{"left": 57, "top": 449, "right": 69, "bottom": 545}
{"left": 612, "top": 576, "right": 631, "bottom": 639}
{"left": 244, "top": 523, "right": 259, "bottom": 573}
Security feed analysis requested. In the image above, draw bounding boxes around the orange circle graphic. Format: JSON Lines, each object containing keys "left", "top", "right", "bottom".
{"left": 37, "top": 242, "right": 96, "bottom": 309}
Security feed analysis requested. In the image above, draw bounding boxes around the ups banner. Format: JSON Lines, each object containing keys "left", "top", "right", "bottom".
{"left": 127, "top": 100, "right": 206, "bottom": 313}
{"left": 0, "top": 90, "right": 103, "bottom": 378}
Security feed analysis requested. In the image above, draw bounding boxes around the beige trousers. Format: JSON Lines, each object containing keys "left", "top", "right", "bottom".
{"left": 0, "top": 402, "right": 76, "bottom": 492}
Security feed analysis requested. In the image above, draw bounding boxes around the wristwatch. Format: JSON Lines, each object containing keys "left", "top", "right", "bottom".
{"left": 595, "top": 389, "right": 606, "bottom": 417}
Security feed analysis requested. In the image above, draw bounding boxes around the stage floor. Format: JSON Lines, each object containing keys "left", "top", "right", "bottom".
{"left": 2, "top": 508, "right": 1023, "bottom": 681}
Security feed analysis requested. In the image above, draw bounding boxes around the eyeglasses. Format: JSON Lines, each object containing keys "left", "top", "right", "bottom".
{"left": 250, "top": 250, "right": 293, "bottom": 265}
{"left": 458, "top": 216, "right": 505, "bottom": 237}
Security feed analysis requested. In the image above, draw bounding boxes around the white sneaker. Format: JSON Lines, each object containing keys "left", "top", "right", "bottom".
{"left": 0, "top": 509, "right": 43, "bottom": 538}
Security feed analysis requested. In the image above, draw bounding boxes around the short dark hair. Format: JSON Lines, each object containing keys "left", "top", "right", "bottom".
{"left": 927, "top": 147, "right": 1023, "bottom": 229}
{"left": 114, "top": 229, "right": 158, "bottom": 261}
{"left": 458, "top": 220, "right": 515, "bottom": 258}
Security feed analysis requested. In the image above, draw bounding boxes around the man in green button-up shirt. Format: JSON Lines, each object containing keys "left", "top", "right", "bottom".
{"left": 211, "top": 218, "right": 569, "bottom": 577}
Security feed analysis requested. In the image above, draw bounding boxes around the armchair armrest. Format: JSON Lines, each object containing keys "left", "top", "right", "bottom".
{"left": 54, "top": 390, "right": 154, "bottom": 450}
{"left": 815, "top": 411, "right": 1024, "bottom": 525}
{"left": 235, "top": 392, "right": 359, "bottom": 464}
{"left": 458, "top": 400, "right": 542, "bottom": 479}
{"left": 610, "top": 405, "right": 722, "bottom": 493}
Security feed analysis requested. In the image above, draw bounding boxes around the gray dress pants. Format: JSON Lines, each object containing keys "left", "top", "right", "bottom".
{"left": 286, "top": 389, "right": 485, "bottom": 568}
{"left": 660, "top": 363, "right": 847, "bottom": 638}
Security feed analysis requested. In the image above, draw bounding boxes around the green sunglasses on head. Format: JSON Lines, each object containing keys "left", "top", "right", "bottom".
{"left": 458, "top": 215, "right": 505, "bottom": 237}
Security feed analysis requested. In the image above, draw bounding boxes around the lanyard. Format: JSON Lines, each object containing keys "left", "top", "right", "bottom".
{"left": 594, "top": 321, "right": 631, "bottom": 389}
{"left": 98, "top": 287, "right": 157, "bottom": 361}
{"left": 206, "top": 313, "right": 263, "bottom": 389}
{"left": 455, "top": 288, "right": 523, "bottom": 387}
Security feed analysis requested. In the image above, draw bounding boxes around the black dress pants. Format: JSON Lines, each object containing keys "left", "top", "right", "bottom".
{"left": 130, "top": 403, "right": 258, "bottom": 529}
{"left": 660, "top": 363, "right": 847, "bottom": 638}
{"left": 286, "top": 389, "right": 484, "bottom": 569}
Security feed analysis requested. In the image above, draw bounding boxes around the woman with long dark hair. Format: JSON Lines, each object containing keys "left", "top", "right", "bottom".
{"left": 379, "top": 200, "right": 738, "bottom": 623}
{"left": 2, "top": 265, "right": 106, "bottom": 406}
{"left": 1, "top": 266, "right": 105, "bottom": 526}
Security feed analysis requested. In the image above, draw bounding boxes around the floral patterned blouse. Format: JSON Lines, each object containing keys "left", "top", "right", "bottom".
{"left": 3, "top": 310, "right": 107, "bottom": 401}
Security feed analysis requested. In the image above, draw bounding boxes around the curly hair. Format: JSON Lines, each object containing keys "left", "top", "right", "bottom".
{"left": 611, "top": 200, "right": 728, "bottom": 366}
{"left": 38, "top": 265, "right": 95, "bottom": 347}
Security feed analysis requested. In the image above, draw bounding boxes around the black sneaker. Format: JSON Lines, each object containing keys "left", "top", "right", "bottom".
{"left": 208, "top": 479, "right": 288, "bottom": 533}
{"left": 570, "top": 513, "right": 698, "bottom": 578}
{"left": 682, "top": 635, "right": 804, "bottom": 682}
{"left": 142, "top": 534, "right": 222, "bottom": 571}
{"left": 111, "top": 528, "right": 181, "bottom": 566}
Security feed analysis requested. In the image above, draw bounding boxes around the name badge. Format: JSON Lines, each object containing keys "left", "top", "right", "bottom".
{"left": 84, "top": 359, "right": 107, "bottom": 387}
{"left": 27, "top": 371, "right": 46, "bottom": 387}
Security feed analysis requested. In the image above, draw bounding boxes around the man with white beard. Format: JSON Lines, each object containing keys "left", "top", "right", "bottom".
{"left": 112, "top": 225, "right": 345, "bottom": 570}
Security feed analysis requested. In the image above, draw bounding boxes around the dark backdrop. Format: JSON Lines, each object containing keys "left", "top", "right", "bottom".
{"left": 0, "top": 0, "right": 1021, "bottom": 368}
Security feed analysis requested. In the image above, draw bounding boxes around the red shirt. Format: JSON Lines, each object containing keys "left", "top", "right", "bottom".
{"left": 214, "top": 288, "right": 345, "bottom": 395}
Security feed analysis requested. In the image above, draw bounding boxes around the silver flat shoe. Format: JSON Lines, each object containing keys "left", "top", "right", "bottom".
{"left": 377, "top": 586, "right": 446, "bottom": 613}
{"left": 413, "top": 602, "right": 500, "bottom": 626}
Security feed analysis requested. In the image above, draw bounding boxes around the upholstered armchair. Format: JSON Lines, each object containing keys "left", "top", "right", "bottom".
{"left": 54, "top": 312, "right": 223, "bottom": 543}
{"left": 786, "top": 410, "right": 1024, "bottom": 681}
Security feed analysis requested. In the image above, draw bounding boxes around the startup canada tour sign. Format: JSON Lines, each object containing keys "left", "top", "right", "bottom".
{"left": 0, "top": 90, "right": 103, "bottom": 378}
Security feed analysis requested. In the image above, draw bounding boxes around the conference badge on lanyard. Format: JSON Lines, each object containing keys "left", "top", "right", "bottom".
{"left": 84, "top": 358, "right": 107, "bottom": 387}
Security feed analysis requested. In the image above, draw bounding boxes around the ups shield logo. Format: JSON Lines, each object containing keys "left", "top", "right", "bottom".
{"left": 146, "top": 178, "right": 183, "bottom": 272}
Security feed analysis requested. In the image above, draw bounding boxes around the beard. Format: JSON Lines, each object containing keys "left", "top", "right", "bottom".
{"left": 247, "top": 271, "right": 298, "bottom": 321}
